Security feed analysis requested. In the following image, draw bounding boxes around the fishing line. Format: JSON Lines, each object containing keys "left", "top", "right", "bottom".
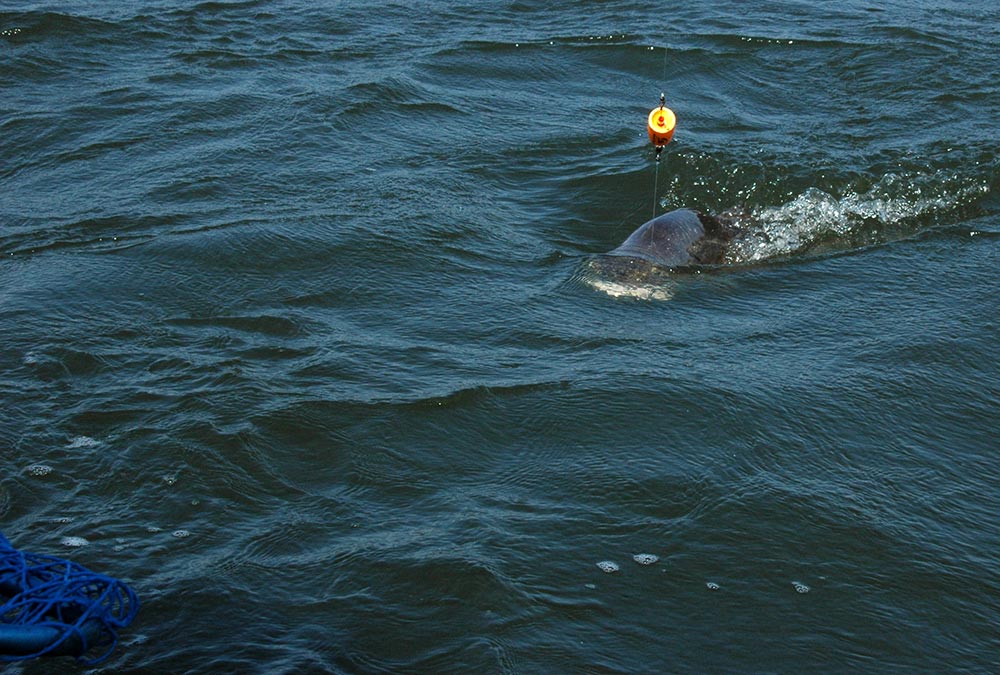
{"left": 652, "top": 155, "right": 661, "bottom": 219}
{"left": 646, "top": 47, "right": 675, "bottom": 219}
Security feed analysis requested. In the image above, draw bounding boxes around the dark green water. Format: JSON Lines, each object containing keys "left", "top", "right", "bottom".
{"left": 2, "top": 1, "right": 998, "bottom": 673}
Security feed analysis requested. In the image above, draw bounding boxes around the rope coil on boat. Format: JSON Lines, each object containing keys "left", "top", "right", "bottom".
{"left": 0, "top": 532, "right": 139, "bottom": 664}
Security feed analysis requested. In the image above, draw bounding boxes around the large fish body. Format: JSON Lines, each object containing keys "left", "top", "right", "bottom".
{"left": 586, "top": 208, "right": 747, "bottom": 289}
{"left": 605, "top": 208, "right": 735, "bottom": 267}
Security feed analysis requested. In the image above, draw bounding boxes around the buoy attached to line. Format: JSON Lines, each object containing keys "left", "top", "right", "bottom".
{"left": 647, "top": 93, "right": 675, "bottom": 161}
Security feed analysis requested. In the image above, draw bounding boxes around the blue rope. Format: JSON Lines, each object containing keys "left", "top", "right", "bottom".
{"left": 0, "top": 531, "right": 139, "bottom": 665}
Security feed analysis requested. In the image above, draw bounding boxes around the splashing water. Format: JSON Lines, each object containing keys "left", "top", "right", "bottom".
{"left": 583, "top": 277, "right": 677, "bottom": 302}
{"left": 583, "top": 168, "right": 988, "bottom": 300}
{"left": 727, "top": 170, "right": 989, "bottom": 263}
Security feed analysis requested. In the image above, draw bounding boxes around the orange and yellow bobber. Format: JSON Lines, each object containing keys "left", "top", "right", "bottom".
{"left": 647, "top": 93, "right": 675, "bottom": 160}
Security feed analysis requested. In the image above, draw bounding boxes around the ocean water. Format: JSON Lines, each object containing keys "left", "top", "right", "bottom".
{"left": 1, "top": 1, "right": 998, "bottom": 673}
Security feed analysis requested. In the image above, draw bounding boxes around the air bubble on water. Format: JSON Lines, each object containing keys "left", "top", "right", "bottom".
{"left": 25, "top": 464, "right": 53, "bottom": 476}
{"left": 706, "top": 582, "right": 720, "bottom": 591}
{"left": 172, "top": 530, "right": 191, "bottom": 538}
{"left": 792, "top": 581, "right": 810, "bottom": 594}
{"left": 632, "top": 553, "right": 659, "bottom": 565}
{"left": 146, "top": 526, "right": 162, "bottom": 533}
{"left": 67, "top": 436, "right": 99, "bottom": 449}
{"left": 596, "top": 561, "right": 619, "bottom": 573}
{"left": 60, "top": 536, "right": 88, "bottom": 547}
{"left": 53, "top": 517, "right": 72, "bottom": 524}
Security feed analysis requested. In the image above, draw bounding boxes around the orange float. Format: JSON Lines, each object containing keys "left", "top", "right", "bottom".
{"left": 647, "top": 94, "right": 676, "bottom": 149}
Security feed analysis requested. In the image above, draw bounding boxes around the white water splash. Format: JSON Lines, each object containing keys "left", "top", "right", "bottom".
{"left": 585, "top": 278, "right": 676, "bottom": 301}
{"left": 729, "top": 171, "right": 989, "bottom": 263}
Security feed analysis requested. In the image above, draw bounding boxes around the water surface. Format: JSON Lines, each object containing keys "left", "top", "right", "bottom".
{"left": 2, "top": 1, "right": 998, "bottom": 672}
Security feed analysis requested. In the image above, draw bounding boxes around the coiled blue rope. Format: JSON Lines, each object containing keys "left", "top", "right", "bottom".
{"left": 0, "top": 531, "right": 139, "bottom": 665}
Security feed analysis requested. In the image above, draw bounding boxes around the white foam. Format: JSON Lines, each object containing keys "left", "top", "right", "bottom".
{"left": 728, "top": 171, "right": 990, "bottom": 263}
{"left": 60, "top": 536, "right": 89, "bottom": 547}
{"left": 585, "top": 278, "right": 675, "bottom": 301}
{"left": 67, "top": 436, "right": 99, "bottom": 449}
{"left": 792, "top": 581, "right": 810, "bottom": 593}
{"left": 25, "top": 464, "right": 53, "bottom": 476}
{"left": 632, "top": 553, "right": 659, "bottom": 565}
{"left": 596, "top": 560, "right": 619, "bottom": 573}
{"left": 705, "top": 581, "right": 720, "bottom": 591}
{"left": 172, "top": 529, "right": 191, "bottom": 538}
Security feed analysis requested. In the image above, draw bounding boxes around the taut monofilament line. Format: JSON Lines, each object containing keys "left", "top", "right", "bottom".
{"left": 647, "top": 89, "right": 676, "bottom": 218}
